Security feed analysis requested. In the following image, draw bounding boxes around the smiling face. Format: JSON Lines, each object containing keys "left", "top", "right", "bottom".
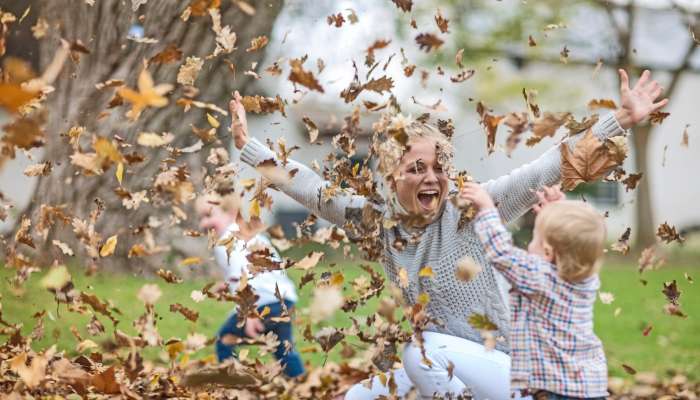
{"left": 392, "top": 136, "right": 449, "bottom": 221}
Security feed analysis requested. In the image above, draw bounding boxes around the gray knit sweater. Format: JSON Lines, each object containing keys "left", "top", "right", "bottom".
{"left": 239, "top": 112, "right": 624, "bottom": 353}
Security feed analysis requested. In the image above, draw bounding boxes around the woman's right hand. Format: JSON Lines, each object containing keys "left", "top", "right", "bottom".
{"left": 229, "top": 90, "right": 249, "bottom": 150}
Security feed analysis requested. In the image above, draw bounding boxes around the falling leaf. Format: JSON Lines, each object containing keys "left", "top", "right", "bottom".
{"left": 622, "top": 363, "right": 637, "bottom": 375}
{"left": 599, "top": 292, "right": 615, "bottom": 304}
{"left": 23, "top": 162, "right": 52, "bottom": 177}
{"left": 476, "top": 101, "right": 504, "bottom": 155}
{"left": 681, "top": 125, "right": 689, "bottom": 147}
{"left": 137, "top": 283, "right": 162, "bottom": 305}
{"left": 611, "top": 227, "right": 631, "bottom": 255}
{"left": 99, "top": 234, "right": 118, "bottom": 257}
{"left": 170, "top": 303, "right": 200, "bottom": 322}
{"left": 391, "top": 0, "right": 413, "bottom": 12}
{"left": 649, "top": 111, "right": 670, "bottom": 124}
{"left": 40, "top": 265, "right": 71, "bottom": 290}
{"left": 327, "top": 13, "right": 345, "bottom": 28}
{"left": 117, "top": 67, "right": 173, "bottom": 121}
{"left": 560, "top": 129, "right": 620, "bottom": 191}
{"left": 246, "top": 35, "right": 268, "bottom": 52}
{"left": 455, "top": 255, "right": 482, "bottom": 282}
{"left": 434, "top": 9, "right": 449, "bottom": 33}
{"left": 588, "top": 99, "right": 618, "bottom": 110}
{"left": 364, "top": 76, "right": 394, "bottom": 94}
{"left": 240, "top": 95, "right": 286, "bottom": 116}
{"left": 149, "top": 43, "right": 183, "bottom": 65}
{"left": 289, "top": 58, "right": 324, "bottom": 93}
{"left": 180, "top": 257, "right": 203, "bottom": 266}
{"left": 295, "top": 251, "right": 324, "bottom": 270}
{"left": 418, "top": 266, "right": 434, "bottom": 278}
{"left": 657, "top": 222, "right": 684, "bottom": 244}
{"left": 302, "top": 116, "right": 319, "bottom": 143}
{"left": 450, "top": 69, "right": 475, "bottom": 83}
{"left": 52, "top": 240, "right": 74, "bottom": 256}
{"left": 0, "top": 83, "right": 38, "bottom": 113}
{"left": 191, "top": 290, "right": 206, "bottom": 303}
{"left": 137, "top": 131, "right": 175, "bottom": 147}
{"left": 560, "top": 45, "right": 570, "bottom": 63}
{"left": 415, "top": 33, "right": 443, "bottom": 52}
{"left": 115, "top": 162, "right": 124, "bottom": 185}
{"left": 468, "top": 313, "right": 498, "bottom": 331}
{"left": 310, "top": 286, "right": 343, "bottom": 323}
{"left": 622, "top": 172, "right": 643, "bottom": 191}
{"left": 177, "top": 56, "right": 203, "bottom": 86}
{"left": 528, "top": 35, "right": 537, "bottom": 46}
{"left": 398, "top": 267, "right": 409, "bottom": 288}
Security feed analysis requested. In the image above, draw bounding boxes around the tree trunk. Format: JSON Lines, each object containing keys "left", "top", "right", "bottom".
{"left": 16, "top": 1, "right": 283, "bottom": 272}
{"left": 631, "top": 123, "right": 656, "bottom": 249}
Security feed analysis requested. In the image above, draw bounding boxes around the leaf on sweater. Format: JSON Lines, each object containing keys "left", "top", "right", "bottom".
{"left": 560, "top": 129, "right": 620, "bottom": 191}
{"left": 468, "top": 313, "right": 498, "bottom": 331}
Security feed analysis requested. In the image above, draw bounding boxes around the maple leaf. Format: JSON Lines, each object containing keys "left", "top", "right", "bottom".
{"left": 415, "top": 33, "right": 443, "bottom": 52}
{"left": 117, "top": 67, "right": 173, "bottom": 121}
{"left": 560, "top": 129, "right": 620, "bottom": 191}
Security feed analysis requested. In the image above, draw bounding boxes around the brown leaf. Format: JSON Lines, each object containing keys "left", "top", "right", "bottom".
{"left": 240, "top": 95, "right": 286, "bottom": 116}
{"left": 435, "top": 9, "right": 449, "bottom": 33}
{"left": 246, "top": 35, "right": 268, "bottom": 52}
{"left": 415, "top": 33, "right": 443, "bottom": 52}
{"left": 327, "top": 13, "right": 345, "bottom": 28}
{"left": 156, "top": 268, "right": 183, "bottom": 284}
{"left": 476, "top": 101, "right": 504, "bottom": 155}
{"left": 588, "top": 98, "right": 618, "bottom": 110}
{"left": 657, "top": 222, "right": 684, "bottom": 244}
{"left": 681, "top": 125, "right": 689, "bottom": 147}
{"left": 149, "top": 44, "right": 183, "bottom": 65}
{"left": 0, "top": 83, "right": 38, "bottom": 113}
{"left": 365, "top": 39, "right": 391, "bottom": 67}
{"left": 363, "top": 76, "right": 394, "bottom": 94}
{"left": 560, "top": 129, "right": 620, "bottom": 191}
{"left": 531, "top": 112, "right": 571, "bottom": 140}
{"left": 622, "top": 172, "right": 643, "bottom": 191}
{"left": 302, "top": 115, "right": 319, "bottom": 143}
{"left": 566, "top": 114, "right": 599, "bottom": 135}
{"left": 649, "top": 111, "right": 670, "bottom": 124}
{"left": 289, "top": 58, "right": 324, "bottom": 93}
{"left": 91, "top": 365, "right": 121, "bottom": 394}
{"left": 528, "top": 35, "right": 537, "bottom": 47}
{"left": 391, "top": 0, "right": 413, "bottom": 12}
{"left": 450, "top": 69, "right": 475, "bottom": 83}
{"left": 622, "top": 363, "right": 637, "bottom": 375}
{"left": 611, "top": 227, "right": 631, "bottom": 255}
{"left": 170, "top": 303, "right": 199, "bottom": 322}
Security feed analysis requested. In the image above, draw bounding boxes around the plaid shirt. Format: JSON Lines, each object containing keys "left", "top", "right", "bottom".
{"left": 473, "top": 208, "right": 608, "bottom": 398}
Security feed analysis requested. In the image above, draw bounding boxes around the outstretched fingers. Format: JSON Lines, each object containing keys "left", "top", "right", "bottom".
{"left": 619, "top": 69, "right": 630, "bottom": 93}
{"left": 651, "top": 98, "right": 670, "bottom": 112}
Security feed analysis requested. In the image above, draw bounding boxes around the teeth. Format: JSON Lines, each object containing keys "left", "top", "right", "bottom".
{"left": 419, "top": 190, "right": 438, "bottom": 195}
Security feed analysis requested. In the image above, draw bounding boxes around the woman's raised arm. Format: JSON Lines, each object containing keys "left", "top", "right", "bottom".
{"left": 482, "top": 69, "right": 667, "bottom": 224}
{"left": 230, "top": 92, "right": 368, "bottom": 227}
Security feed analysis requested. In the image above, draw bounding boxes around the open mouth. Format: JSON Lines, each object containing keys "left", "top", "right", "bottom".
{"left": 417, "top": 189, "right": 440, "bottom": 210}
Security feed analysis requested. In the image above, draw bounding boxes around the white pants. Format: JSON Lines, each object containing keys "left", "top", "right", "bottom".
{"left": 345, "top": 331, "right": 513, "bottom": 400}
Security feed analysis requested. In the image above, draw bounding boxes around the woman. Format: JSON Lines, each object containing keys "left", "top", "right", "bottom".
{"left": 229, "top": 70, "right": 666, "bottom": 399}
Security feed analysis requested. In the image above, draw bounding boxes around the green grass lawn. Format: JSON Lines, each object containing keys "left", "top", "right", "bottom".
{"left": 1, "top": 253, "right": 698, "bottom": 380}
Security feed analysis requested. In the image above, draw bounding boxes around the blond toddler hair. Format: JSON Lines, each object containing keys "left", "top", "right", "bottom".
{"left": 536, "top": 200, "right": 606, "bottom": 283}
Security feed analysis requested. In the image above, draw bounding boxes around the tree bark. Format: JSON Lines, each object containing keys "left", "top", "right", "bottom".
{"left": 17, "top": 1, "right": 283, "bottom": 272}
{"left": 631, "top": 123, "right": 656, "bottom": 249}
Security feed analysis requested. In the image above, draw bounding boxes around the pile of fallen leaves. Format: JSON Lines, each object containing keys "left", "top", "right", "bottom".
{"left": 0, "top": 0, "right": 695, "bottom": 398}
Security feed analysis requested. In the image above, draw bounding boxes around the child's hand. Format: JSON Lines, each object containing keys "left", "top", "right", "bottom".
{"left": 460, "top": 182, "right": 495, "bottom": 210}
{"left": 614, "top": 69, "right": 669, "bottom": 129}
{"left": 244, "top": 317, "right": 264, "bottom": 338}
{"left": 229, "top": 90, "right": 249, "bottom": 150}
{"left": 533, "top": 184, "right": 565, "bottom": 214}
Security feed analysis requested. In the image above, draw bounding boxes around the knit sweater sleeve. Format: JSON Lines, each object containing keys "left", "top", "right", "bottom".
{"left": 482, "top": 112, "right": 625, "bottom": 224}
{"left": 239, "top": 138, "right": 368, "bottom": 227}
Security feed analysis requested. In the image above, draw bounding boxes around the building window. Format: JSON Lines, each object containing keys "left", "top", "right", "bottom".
{"left": 568, "top": 181, "right": 620, "bottom": 205}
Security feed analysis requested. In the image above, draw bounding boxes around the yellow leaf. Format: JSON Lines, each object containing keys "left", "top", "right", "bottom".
{"left": 166, "top": 340, "right": 185, "bottom": 359}
{"left": 248, "top": 199, "right": 261, "bottom": 219}
{"left": 115, "top": 162, "right": 124, "bottom": 185}
{"left": 417, "top": 292, "right": 430, "bottom": 305}
{"left": 180, "top": 257, "right": 202, "bottom": 266}
{"left": 239, "top": 348, "right": 249, "bottom": 361}
{"left": 99, "top": 235, "right": 118, "bottom": 257}
{"left": 260, "top": 306, "right": 271, "bottom": 318}
{"left": 295, "top": 251, "right": 324, "bottom": 270}
{"left": 418, "top": 266, "right": 434, "bottom": 278}
{"left": 330, "top": 272, "right": 344, "bottom": 286}
{"left": 117, "top": 67, "right": 173, "bottom": 121}
{"left": 206, "top": 113, "right": 220, "bottom": 128}
{"left": 40, "top": 265, "right": 71, "bottom": 290}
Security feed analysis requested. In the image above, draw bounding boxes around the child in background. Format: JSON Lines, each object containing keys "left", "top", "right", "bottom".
{"left": 195, "top": 192, "right": 305, "bottom": 378}
{"left": 461, "top": 183, "right": 608, "bottom": 400}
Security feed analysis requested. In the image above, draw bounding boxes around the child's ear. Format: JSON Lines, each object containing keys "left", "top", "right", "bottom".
{"left": 543, "top": 242, "right": 556, "bottom": 263}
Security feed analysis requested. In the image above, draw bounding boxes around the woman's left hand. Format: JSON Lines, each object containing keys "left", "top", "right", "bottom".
{"left": 615, "top": 69, "right": 669, "bottom": 129}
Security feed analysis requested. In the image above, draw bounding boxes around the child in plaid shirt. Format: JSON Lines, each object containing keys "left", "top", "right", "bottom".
{"left": 461, "top": 183, "right": 608, "bottom": 400}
